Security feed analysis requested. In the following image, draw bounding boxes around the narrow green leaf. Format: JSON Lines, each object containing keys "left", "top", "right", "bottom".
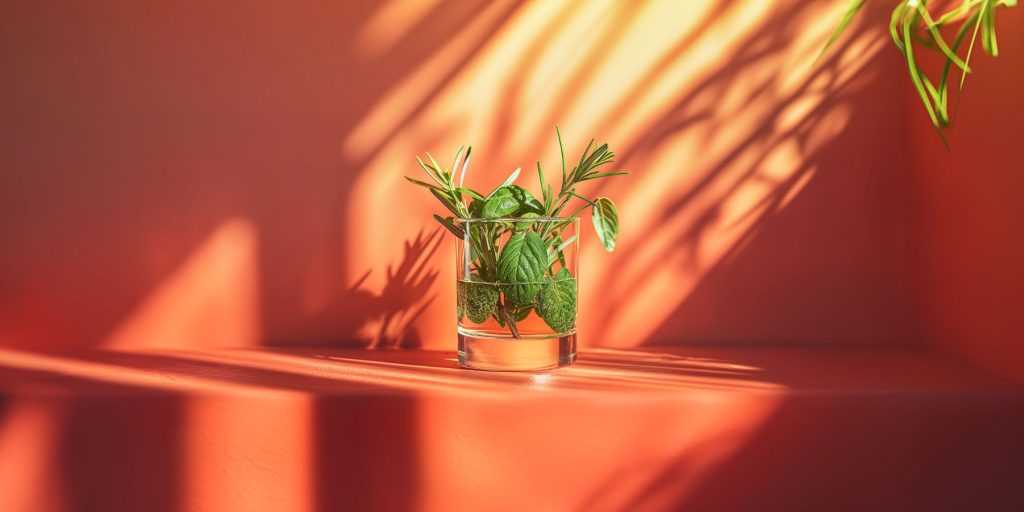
{"left": 433, "top": 214, "right": 465, "bottom": 238}
{"left": 569, "top": 191, "right": 598, "bottom": 207}
{"left": 556, "top": 126, "right": 567, "bottom": 188}
{"left": 591, "top": 197, "right": 620, "bottom": 252}
{"left": 430, "top": 188, "right": 463, "bottom": 218}
{"left": 960, "top": 9, "right": 985, "bottom": 89}
{"left": 450, "top": 145, "right": 465, "bottom": 183}
{"left": 405, "top": 176, "right": 439, "bottom": 190}
{"left": 981, "top": 1, "right": 999, "bottom": 56}
{"left": 818, "top": 0, "right": 867, "bottom": 59}
{"left": 416, "top": 155, "right": 445, "bottom": 186}
{"left": 578, "top": 171, "right": 631, "bottom": 182}
{"left": 935, "top": 0, "right": 980, "bottom": 27}
{"left": 536, "top": 161, "right": 547, "bottom": 205}
{"left": 903, "top": 12, "right": 942, "bottom": 130}
{"left": 458, "top": 146, "right": 473, "bottom": 188}
{"left": 487, "top": 167, "right": 521, "bottom": 198}
{"left": 547, "top": 235, "right": 577, "bottom": 267}
{"left": 891, "top": 3, "right": 908, "bottom": 51}
{"left": 456, "top": 188, "right": 485, "bottom": 201}
{"left": 916, "top": 5, "right": 971, "bottom": 72}
{"left": 425, "top": 151, "right": 448, "bottom": 185}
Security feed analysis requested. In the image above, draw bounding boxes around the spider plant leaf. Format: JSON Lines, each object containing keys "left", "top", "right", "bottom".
{"left": 903, "top": 13, "right": 943, "bottom": 130}
{"left": 960, "top": 9, "right": 985, "bottom": 89}
{"left": 935, "top": 0, "right": 978, "bottom": 27}
{"left": 916, "top": 5, "right": 972, "bottom": 72}
{"left": 891, "top": 2, "right": 908, "bottom": 51}
{"left": 981, "top": 2, "right": 998, "bottom": 56}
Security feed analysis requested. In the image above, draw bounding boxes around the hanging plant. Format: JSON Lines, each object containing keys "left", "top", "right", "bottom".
{"left": 821, "top": 0, "right": 1018, "bottom": 145}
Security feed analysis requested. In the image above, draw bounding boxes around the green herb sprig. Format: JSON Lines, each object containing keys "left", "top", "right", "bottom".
{"left": 406, "top": 128, "right": 629, "bottom": 337}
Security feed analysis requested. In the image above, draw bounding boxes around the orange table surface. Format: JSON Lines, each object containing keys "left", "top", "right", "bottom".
{"left": 2, "top": 346, "right": 1022, "bottom": 511}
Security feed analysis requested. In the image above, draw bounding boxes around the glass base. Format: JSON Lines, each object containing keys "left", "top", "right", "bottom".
{"left": 457, "top": 330, "right": 577, "bottom": 371}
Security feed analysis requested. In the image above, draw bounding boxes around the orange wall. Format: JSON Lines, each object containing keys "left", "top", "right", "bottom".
{"left": 907, "top": 12, "right": 1024, "bottom": 382}
{"left": 0, "top": 0, "right": 933, "bottom": 352}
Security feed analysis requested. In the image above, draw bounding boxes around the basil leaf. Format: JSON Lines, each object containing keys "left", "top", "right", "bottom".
{"left": 537, "top": 268, "right": 577, "bottom": 333}
{"left": 591, "top": 197, "right": 619, "bottom": 252}
{"left": 497, "top": 231, "right": 547, "bottom": 305}
{"left": 482, "top": 185, "right": 544, "bottom": 218}
{"left": 482, "top": 187, "right": 519, "bottom": 218}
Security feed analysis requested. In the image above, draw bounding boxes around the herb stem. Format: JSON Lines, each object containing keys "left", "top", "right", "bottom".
{"left": 497, "top": 296, "right": 521, "bottom": 338}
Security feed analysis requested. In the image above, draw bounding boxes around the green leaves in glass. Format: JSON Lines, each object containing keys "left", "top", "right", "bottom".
{"left": 497, "top": 231, "right": 547, "bottom": 305}
{"left": 408, "top": 128, "right": 630, "bottom": 338}
{"left": 538, "top": 268, "right": 577, "bottom": 333}
{"left": 591, "top": 197, "right": 619, "bottom": 252}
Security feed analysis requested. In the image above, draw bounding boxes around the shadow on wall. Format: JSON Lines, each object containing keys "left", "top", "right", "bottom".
{"left": 0, "top": 0, "right": 914, "bottom": 351}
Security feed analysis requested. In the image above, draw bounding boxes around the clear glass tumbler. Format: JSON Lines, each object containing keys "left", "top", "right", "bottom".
{"left": 455, "top": 217, "right": 579, "bottom": 371}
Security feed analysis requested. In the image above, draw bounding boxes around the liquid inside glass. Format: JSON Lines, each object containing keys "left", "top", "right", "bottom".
{"left": 456, "top": 279, "right": 577, "bottom": 371}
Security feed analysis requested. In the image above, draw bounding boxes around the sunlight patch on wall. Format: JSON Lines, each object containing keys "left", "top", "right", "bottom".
{"left": 355, "top": 0, "right": 446, "bottom": 57}
{"left": 104, "top": 217, "right": 261, "bottom": 349}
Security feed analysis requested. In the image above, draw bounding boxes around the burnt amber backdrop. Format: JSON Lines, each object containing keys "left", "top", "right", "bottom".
{"left": 0, "top": 1, "right": 1018, "bottom": 374}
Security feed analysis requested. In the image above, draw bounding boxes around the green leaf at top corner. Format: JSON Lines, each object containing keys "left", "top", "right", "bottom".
{"left": 591, "top": 197, "right": 619, "bottom": 252}
{"left": 537, "top": 268, "right": 577, "bottom": 333}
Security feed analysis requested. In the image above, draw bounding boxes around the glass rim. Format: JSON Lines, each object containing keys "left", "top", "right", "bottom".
{"left": 455, "top": 216, "right": 580, "bottom": 223}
